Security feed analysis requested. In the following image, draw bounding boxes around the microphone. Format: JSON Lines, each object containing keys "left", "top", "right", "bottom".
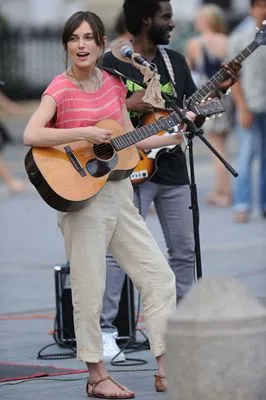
{"left": 120, "top": 45, "right": 152, "bottom": 68}
{"left": 111, "top": 40, "right": 156, "bottom": 71}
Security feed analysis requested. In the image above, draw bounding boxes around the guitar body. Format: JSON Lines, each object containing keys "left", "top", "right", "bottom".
{"left": 130, "top": 96, "right": 227, "bottom": 185}
{"left": 25, "top": 119, "right": 139, "bottom": 212}
{"left": 130, "top": 109, "right": 178, "bottom": 185}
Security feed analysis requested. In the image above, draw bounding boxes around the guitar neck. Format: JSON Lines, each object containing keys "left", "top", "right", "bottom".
{"left": 188, "top": 39, "right": 260, "bottom": 106}
{"left": 111, "top": 112, "right": 181, "bottom": 151}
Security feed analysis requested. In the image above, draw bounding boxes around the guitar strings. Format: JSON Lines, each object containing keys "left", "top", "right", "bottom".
{"left": 88, "top": 117, "right": 181, "bottom": 158}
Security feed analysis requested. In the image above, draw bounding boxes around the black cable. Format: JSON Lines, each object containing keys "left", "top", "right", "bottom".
{"left": 37, "top": 341, "right": 76, "bottom": 360}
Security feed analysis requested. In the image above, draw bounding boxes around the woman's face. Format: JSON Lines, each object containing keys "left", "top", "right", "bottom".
{"left": 195, "top": 13, "right": 207, "bottom": 33}
{"left": 67, "top": 21, "right": 103, "bottom": 69}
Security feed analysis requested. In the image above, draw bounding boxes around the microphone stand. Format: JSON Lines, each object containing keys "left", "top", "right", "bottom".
{"left": 102, "top": 66, "right": 238, "bottom": 281}
{"left": 162, "top": 94, "right": 238, "bottom": 280}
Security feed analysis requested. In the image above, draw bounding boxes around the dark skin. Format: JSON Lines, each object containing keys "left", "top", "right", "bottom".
{"left": 126, "top": 1, "right": 241, "bottom": 115}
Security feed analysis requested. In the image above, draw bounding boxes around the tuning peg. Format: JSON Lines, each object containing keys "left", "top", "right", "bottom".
{"left": 218, "top": 113, "right": 222, "bottom": 117}
{"left": 206, "top": 117, "right": 210, "bottom": 120}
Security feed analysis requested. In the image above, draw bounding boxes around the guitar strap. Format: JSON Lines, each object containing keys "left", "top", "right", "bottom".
{"left": 158, "top": 46, "right": 177, "bottom": 98}
{"left": 158, "top": 47, "right": 186, "bottom": 108}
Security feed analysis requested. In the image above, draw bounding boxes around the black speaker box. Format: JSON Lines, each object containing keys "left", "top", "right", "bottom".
{"left": 54, "top": 264, "right": 135, "bottom": 346}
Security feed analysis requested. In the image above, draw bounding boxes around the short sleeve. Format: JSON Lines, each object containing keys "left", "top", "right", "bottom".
{"left": 42, "top": 76, "right": 66, "bottom": 106}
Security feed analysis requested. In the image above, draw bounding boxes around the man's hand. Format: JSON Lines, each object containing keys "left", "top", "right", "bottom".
{"left": 126, "top": 90, "right": 154, "bottom": 113}
{"left": 218, "top": 60, "right": 241, "bottom": 92}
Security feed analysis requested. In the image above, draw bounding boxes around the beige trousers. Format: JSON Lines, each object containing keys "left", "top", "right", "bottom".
{"left": 57, "top": 179, "right": 176, "bottom": 363}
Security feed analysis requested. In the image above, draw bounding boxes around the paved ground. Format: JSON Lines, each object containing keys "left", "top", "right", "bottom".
{"left": 0, "top": 113, "right": 265, "bottom": 399}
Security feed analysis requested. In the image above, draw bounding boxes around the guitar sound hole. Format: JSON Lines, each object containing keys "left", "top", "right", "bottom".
{"left": 93, "top": 143, "right": 115, "bottom": 160}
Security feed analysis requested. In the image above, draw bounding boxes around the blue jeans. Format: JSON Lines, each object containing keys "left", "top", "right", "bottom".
{"left": 233, "top": 113, "right": 266, "bottom": 213}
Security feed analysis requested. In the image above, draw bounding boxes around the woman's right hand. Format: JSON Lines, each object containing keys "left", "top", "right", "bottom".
{"left": 80, "top": 126, "right": 113, "bottom": 144}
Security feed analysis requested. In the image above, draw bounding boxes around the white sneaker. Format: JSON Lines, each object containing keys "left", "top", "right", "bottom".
{"left": 102, "top": 331, "right": 126, "bottom": 362}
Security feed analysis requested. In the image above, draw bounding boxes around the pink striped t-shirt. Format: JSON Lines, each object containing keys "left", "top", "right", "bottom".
{"left": 43, "top": 70, "right": 127, "bottom": 128}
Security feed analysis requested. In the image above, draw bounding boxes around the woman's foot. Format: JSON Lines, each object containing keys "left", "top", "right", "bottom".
{"left": 205, "top": 191, "right": 231, "bottom": 207}
{"left": 86, "top": 375, "right": 135, "bottom": 399}
{"left": 233, "top": 211, "right": 249, "bottom": 223}
{"left": 155, "top": 353, "right": 167, "bottom": 392}
{"left": 154, "top": 373, "right": 167, "bottom": 392}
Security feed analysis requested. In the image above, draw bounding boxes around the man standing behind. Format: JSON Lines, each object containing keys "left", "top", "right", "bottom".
{"left": 229, "top": 0, "right": 266, "bottom": 223}
{"left": 100, "top": 0, "right": 240, "bottom": 368}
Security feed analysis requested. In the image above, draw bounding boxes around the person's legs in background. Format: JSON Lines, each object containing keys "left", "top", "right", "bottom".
{"left": 0, "top": 123, "right": 26, "bottom": 194}
{"left": 255, "top": 113, "right": 266, "bottom": 218}
{"left": 0, "top": 155, "right": 26, "bottom": 194}
{"left": 233, "top": 121, "right": 256, "bottom": 223}
{"left": 205, "top": 131, "right": 231, "bottom": 206}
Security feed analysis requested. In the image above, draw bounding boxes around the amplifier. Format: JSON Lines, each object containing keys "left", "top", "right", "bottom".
{"left": 54, "top": 263, "right": 135, "bottom": 346}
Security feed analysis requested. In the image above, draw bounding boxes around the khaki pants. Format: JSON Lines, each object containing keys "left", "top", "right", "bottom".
{"left": 58, "top": 179, "right": 176, "bottom": 363}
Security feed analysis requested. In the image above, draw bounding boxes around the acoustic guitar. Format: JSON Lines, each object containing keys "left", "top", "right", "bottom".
{"left": 25, "top": 111, "right": 186, "bottom": 212}
{"left": 25, "top": 95, "right": 220, "bottom": 212}
{"left": 130, "top": 22, "right": 266, "bottom": 185}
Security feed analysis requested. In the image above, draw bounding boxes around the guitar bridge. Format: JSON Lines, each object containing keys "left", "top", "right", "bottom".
{"left": 64, "top": 145, "right": 86, "bottom": 177}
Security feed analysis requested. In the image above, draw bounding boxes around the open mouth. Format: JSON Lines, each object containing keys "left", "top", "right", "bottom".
{"left": 76, "top": 52, "right": 90, "bottom": 60}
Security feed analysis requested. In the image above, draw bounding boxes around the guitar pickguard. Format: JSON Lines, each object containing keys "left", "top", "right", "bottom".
{"left": 86, "top": 153, "right": 118, "bottom": 178}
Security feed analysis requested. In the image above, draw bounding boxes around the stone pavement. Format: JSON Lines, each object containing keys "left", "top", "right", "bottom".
{"left": 0, "top": 114, "right": 265, "bottom": 399}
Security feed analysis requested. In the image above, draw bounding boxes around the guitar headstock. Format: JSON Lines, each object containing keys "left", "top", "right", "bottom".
{"left": 255, "top": 20, "right": 266, "bottom": 45}
{"left": 190, "top": 97, "right": 225, "bottom": 117}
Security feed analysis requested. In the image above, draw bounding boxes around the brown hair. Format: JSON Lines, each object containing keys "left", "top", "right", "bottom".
{"left": 62, "top": 11, "right": 106, "bottom": 50}
{"left": 62, "top": 11, "right": 106, "bottom": 69}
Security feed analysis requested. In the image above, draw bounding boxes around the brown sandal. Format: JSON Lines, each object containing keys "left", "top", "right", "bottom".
{"left": 86, "top": 374, "right": 135, "bottom": 399}
{"left": 154, "top": 373, "right": 167, "bottom": 392}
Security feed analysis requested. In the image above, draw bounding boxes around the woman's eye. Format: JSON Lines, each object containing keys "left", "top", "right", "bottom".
{"left": 85, "top": 35, "right": 94, "bottom": 40}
